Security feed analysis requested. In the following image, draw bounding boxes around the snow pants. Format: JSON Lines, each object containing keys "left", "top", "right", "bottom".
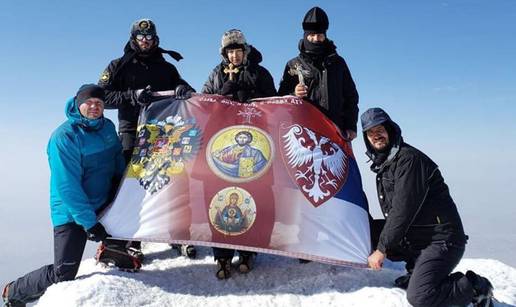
{"left": 8, "top": 223, "right": 87, "bottom": 304}
{"left": 370, "top": 219, "right": 475, "bottom": 307}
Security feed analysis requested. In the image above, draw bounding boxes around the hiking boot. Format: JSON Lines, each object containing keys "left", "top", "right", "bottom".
{"left": 236, "top": 252, "right": 256, "bottom": 274}
{"left": 215, "top": 258, "right": 231, "bottom": 280}
{"left": 182, "top": 245, "right": 197, "bottom": 259}
{"left": 298, "top": 258, "right": 311, "bottom": 264}
{"left": 96, "top": 243, "right": 142, "bottom": 272}
{"left": 466, "top": 271, "right": 494, "bottom": 307}
{"left": 127, "top": 246, "right": 145, "bottom": 262}
{"left": 171, "top": 244, "right": 197, "bottom": 259}
{"left": 2, "top": 283, "right": 26, "bottom": 307}
{"left": 394, "top": 272, "right": 411, "bottom": 289}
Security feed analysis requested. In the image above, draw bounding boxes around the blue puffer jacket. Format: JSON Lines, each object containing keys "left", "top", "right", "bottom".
{"left": 47, "top": 98, "right": 125, "bottom": 230}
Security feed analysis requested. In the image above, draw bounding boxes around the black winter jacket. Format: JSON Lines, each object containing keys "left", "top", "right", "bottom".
{"left": 202, "top": 45, "right": 277, "bottom": 101}
{"left": 364, "top": 117, "right": 467, "bottom": 253}
{"left": 98, "top": 41, "right": 193, "bottom": 134}
{"left": 278, "top": 40, "right": 359, "bottom": 132}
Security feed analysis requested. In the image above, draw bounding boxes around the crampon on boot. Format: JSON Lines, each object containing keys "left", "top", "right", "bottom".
{"left": 2, "top": 282, "right": 26, "bottom": 307}
{"left": 171, "top": 244, "right": 197, "bottom": 259}
{"left": 215, "top": 258, "right": 231, "bottom": 280}
{"left": 96, "top": 243, "right": 142, "bottom": 272}
{"left": 236, "top": 252, "right": 256, "bottom": 274}
{"left": 127, "top": 246, "right": 145, "bottom": 262}
{"left": 182, "top": 245, "right": 197, "bottom": 259}
{"left": 466, "top": 270, "right": 494, "bottom": 307}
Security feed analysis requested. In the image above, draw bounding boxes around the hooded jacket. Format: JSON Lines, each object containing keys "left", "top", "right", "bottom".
{"left": 361, "top": 108, "right": 467, "bottom": 253}
{"left": 47, "top": 98, "right": 125, "bottom": 229}
{"left": 201, "top": 45, "right": 277, "bottom": 101}
{"left": 98, "top": 40, "right": 193, "bottom": 134}
{"left": 278, "top": 39, "right": 359, "bottom": 133}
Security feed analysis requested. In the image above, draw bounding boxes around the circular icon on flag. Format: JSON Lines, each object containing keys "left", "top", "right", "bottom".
{"left": 207, "top": 125, "right": 274, "bottom": 183}
{"left": 208, "top": 187, "right": 256, "bottom": 236}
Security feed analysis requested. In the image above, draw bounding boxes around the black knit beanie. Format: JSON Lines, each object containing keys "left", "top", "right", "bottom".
{"left": 76, "top": 84, "right": 105, "bottom": 107}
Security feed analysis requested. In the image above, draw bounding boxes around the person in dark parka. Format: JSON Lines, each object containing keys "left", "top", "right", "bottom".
{"left": 202, "top": 29, "right": 276, "bottom": 280}
{"left": 202, "top": 29, "right": 276, "bottom": 101}
{"left": 278, "top": 7, "right": 359, "bottom": 140}
{"left": 97, "top": 18, "right": 196, "bottom": 265}
{"left": 362, "top": 107, "right": 494, "bottom": 307}
{"left": 98, "top": 18, "right": 195, "bottom": 162}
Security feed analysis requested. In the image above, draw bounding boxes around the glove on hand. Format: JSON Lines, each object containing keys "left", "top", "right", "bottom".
{"left": 221, "top": 80, "right": 239, "bottom": 96}
{"left": 86, "top": 222, "right": 110, "bottom": 242}
{"left": 236, "top": 88, "right": 251, "bottom": 103}
{"left": 175, "top": 84, "right": 195, "bottom": 99}
{"left": 136, "top": 85, "right": 153, "bottom": 106}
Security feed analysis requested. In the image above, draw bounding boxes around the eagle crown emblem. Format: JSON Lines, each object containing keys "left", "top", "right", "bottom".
{"left": 283, "top": 124, "right": 347, "bottom": 203}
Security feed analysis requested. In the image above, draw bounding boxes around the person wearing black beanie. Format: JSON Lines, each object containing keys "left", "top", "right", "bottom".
{"left": 279, "top": 7, "right": 359, "bottom": 141}
{"left": 2, "top": 84, "right": 125, "bottom": 306}
{"left": 75, "top": 84, "right": 105, "bottom": 108}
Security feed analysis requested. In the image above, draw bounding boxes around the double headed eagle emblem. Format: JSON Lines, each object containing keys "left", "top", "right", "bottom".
{"left": 283, "top": 124, "right": 347, "bottom": 204}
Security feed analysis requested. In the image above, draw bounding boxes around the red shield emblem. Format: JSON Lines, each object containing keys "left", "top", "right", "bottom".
{"left": 280, "top": 124, "right": 351, "bottom": 207}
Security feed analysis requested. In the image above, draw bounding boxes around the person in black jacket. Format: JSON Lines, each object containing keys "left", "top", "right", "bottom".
{"left": 361, "top": 107, "right": 494, "bottom": 307}
{"left": 202, "top": 29, "right": 276, "bottom": 280}
{"left": 202, "top": 29, "right": 276, "bottom": 101}
{"left": 278, "top": 7, "right": 359, "bottom": 141}
{"left": 98, "top": 18, "right": 195, "bottom": 162}
{"left": 97, "top": 18, "right": 196, "bottom": 266}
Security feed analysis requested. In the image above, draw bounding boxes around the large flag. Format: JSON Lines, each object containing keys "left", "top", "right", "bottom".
{"left": 101, "top": 94, "right": 370, "bottom": 267}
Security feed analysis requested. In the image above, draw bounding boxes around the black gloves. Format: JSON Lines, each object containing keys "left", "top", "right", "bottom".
{"left": 86, "top": 222, "right": 110, "bottom": 242}
{"left": 237, "top": 89, "right": 251, "bottom": 103}
{"left": 221, "top": 80, "right": 239, "bottom": 96}
{"left": 136, "top": 85, "right": 153, "bottom": 106}
{"left": 175, "top": 84, "right": 195, "bottom": 99}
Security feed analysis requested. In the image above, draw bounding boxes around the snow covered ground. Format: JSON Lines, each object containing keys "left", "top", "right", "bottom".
{"left": 35, "top": 243, "right": 516, "bottom": 307}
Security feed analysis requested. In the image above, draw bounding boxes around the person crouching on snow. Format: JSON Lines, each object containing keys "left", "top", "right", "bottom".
{"left": 2, "top": 84, "right": 125, "bottom": 306}
{"left": 362, "top": 107, "right": 494, "bottom": 307}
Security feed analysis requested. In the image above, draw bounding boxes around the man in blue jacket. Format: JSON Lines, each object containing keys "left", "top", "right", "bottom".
{"left": 2, "top": 84, "right": 125, "bottom": 307}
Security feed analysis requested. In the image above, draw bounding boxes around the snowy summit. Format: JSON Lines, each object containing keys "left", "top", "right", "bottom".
{"left": 36, "top": 243, "right": 516, "bottom": 307}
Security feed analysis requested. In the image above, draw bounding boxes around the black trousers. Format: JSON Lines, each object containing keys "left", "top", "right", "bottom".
{"left": 370, "top": 219, "right": 474, "bottom": 307}
{"left": 8, "top": 223, "right": 87, "bottom": 304}
{"left": 119, "top": 132, "right": 136, "bottom": 164}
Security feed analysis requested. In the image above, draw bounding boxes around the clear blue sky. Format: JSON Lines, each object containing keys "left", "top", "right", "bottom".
{"left": 1, "top": 0, "right": 515, "bottom": 283}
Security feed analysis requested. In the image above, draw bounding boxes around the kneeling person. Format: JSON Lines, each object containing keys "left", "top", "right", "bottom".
{"left": 2, "top": 84, "right": 125, "bottom": 306}
{"left": 362, "top": 107, "right": 494, "bottom": 307}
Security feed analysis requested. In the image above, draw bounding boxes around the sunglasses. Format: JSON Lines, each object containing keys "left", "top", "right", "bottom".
{"left": 135, "top": 34, "right": 154, "bottom": 41}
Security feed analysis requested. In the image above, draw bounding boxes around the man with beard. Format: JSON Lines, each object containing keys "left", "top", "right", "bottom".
{"left": 98, "top": 18, "right": 196, "bottom": 267}
{"left": 361, "top": 107, "right": 494, "bottom": 307}
{"left": 202, "top": 29, "right": 276, "bottom": 279}
{"left": 278, "top": 7, "right": 359, "bottom": 141}
{"left": 212, "top": 130, "right": 268, "bottom": 178}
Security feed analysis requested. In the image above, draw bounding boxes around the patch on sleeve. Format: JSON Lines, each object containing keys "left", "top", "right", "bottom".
{"left": 100, "top": 70, "right": 110, "bottom": 83}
